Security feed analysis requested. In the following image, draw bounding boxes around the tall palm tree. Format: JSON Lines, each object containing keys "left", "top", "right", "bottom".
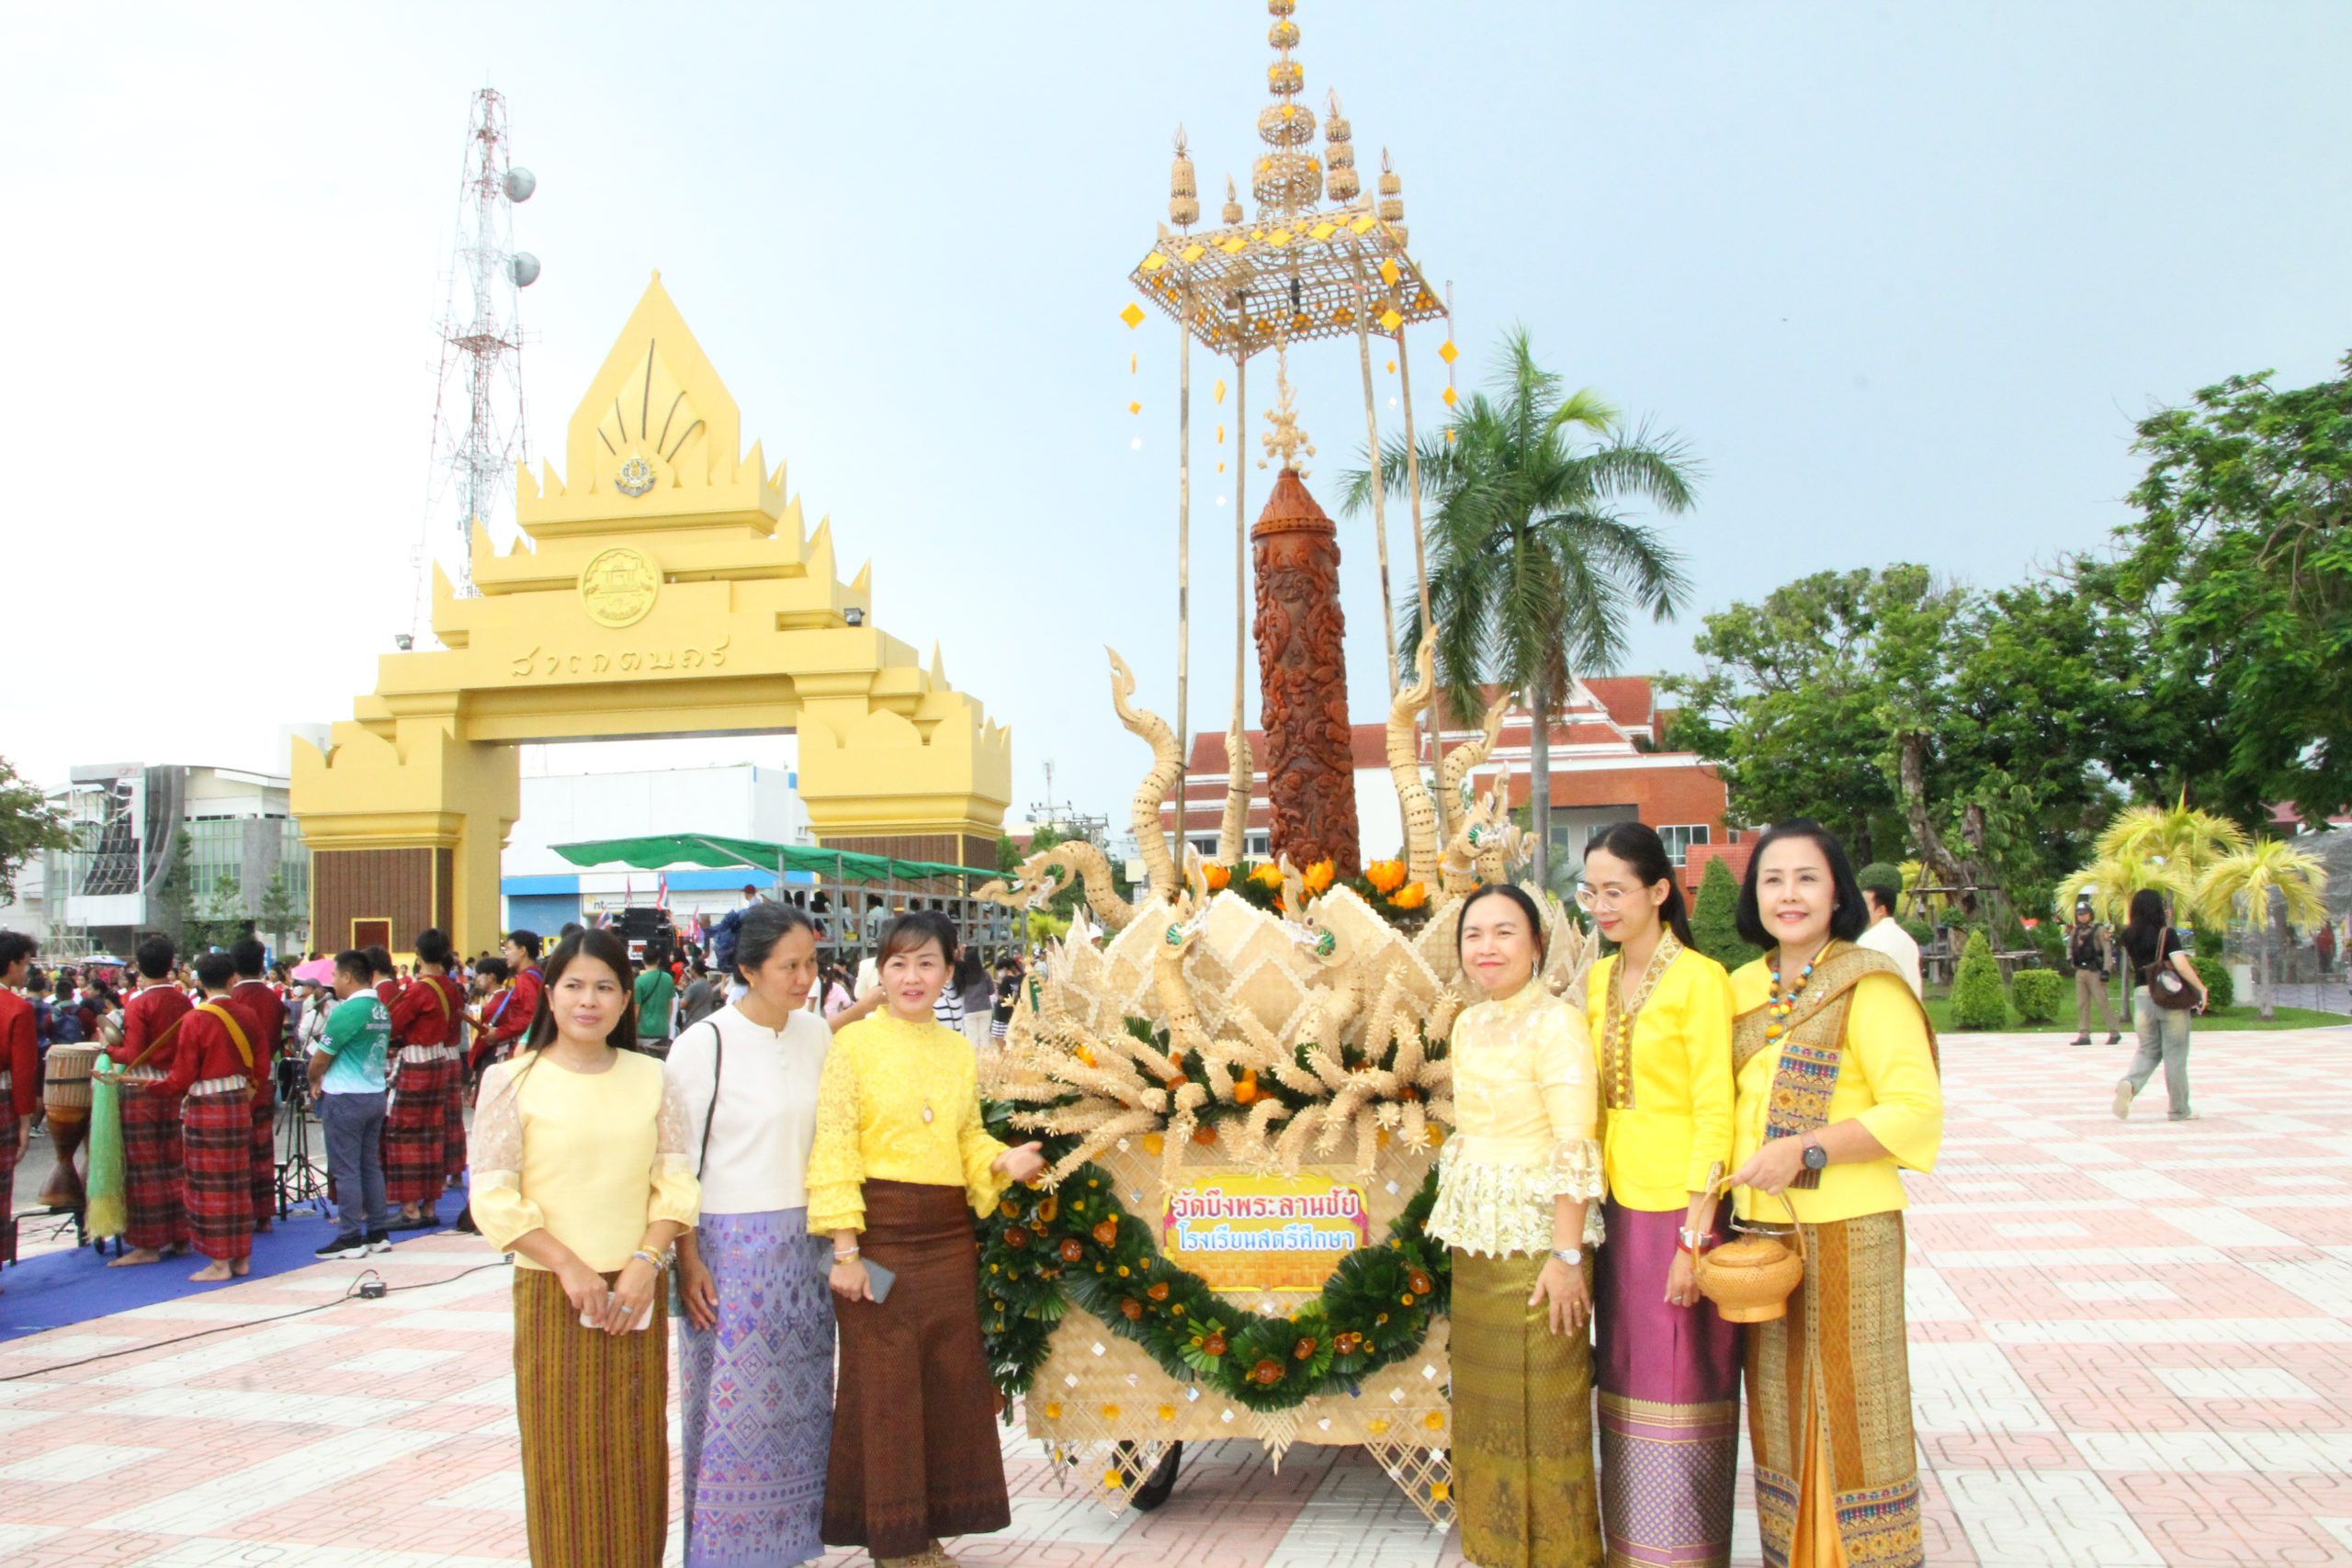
{"left": 2193, "top": 840, "right": 2328, "bottom": 1019}
{"left": 2056, "top": 854, "right": 2191, "bottom": 927}
{"left": 2094, "top": 795, "right": 2250, "bottom": 888}
{"left": 1340, "top": 329, "right": 1697, "bottom": 888}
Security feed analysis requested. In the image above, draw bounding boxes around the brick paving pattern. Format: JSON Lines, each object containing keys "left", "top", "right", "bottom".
{"left": 0, "top": 1024, "right": 2346, "bottom": 1566}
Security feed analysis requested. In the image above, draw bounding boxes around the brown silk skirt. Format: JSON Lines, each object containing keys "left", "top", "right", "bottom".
{"left": 513, "top": 1265, "right": 669, "bottom": 1568}
{"left": 1451, "top": 1247, "right": 1604, "bottom": 1568}
{"left": 822, "top": 1179, "right": 1012, "bottom": 1558}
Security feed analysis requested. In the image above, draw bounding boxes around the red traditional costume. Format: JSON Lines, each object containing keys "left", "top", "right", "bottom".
{"left": 110, "top": 984, "right": 194, "bottom": 1252}
{"left": 229, "top": 977, "right": 285, "bottom": 1224}
{"left": 385, "top": 972, "right": 464, "bottom": 1210}
{"left": 0, "top": 987, "right": 37, "bottom": 1197}
{"left": 158, "top": 1000, "right": 257, "bottom": 1263}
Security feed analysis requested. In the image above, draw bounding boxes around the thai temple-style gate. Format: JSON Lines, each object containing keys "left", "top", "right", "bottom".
{"left": 292, "top": 273, "right": 1012, "bottom": 953}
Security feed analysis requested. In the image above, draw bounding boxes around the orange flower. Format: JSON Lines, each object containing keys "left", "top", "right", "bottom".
{"left": 1147, "top": 1280, "right": 1170, "bottom": 1302}
{"left": 1364, "top": 858, "right": 1407, "bottom": 894}
{"left": 1192, "top": 1123, "right": 1219, "bottom": 1145}
{"left": 1249, "top": 863, "right": 1283, "bottom": 887}
{"left": 1387, "top": 881, "right": 1430, "bottom": 910}
{"left": 1303, "top": 859, "right": 1336, "bottom": 896}
{"left": 1092, "top": 1219, "right": 1121, "bottom": 1247}
{"left": 1119, "top": 1298, "right": 1145, "bottom": 1321}
{"left": 1249, "top": 1358, "right": 1285, "bottom": 1386}
{"left": 1232, "top": 1070, "right": 1260, "bottom": 1105}
{"left": 1204, "top": 863, "right": 1232, "bottom": 891}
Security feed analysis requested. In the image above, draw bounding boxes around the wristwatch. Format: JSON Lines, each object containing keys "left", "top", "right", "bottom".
{"left": 1550, "top": 1247, "right": 1583, "bottom": 1269}
{"left": 1676, "top": 1226, "right": 1710, "bottom": 1254}
{"left": 1800, "top": 1133, "right": 1828, "bottom": 1173}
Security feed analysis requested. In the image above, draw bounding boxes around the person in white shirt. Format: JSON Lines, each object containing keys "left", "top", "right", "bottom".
{"left": 1854, "top": 878, "right": 1924, "bottom": 1000}
{"left": 663, "top": 902, "right": 836, "bottom": 1564}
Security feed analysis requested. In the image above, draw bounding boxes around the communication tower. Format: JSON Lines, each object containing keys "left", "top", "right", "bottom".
{"left": 413, "top": 87, "right": 539, "bottom": 633}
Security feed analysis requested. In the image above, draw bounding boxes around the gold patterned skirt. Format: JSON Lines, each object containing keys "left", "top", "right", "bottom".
{"left": 1743, "top": 1211, "right": 1921, "bottom": 1568}
{"left": 1450, "top": 1248, "right": 1603, "bottom": 1568}
{"left": 513, "top": 1266, "right": 669, "bottom": 1568}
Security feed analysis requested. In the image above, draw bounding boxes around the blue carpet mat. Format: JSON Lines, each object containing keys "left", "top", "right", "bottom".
{"left": 1, "top": 1184, "right": 474, "bottom": 1342}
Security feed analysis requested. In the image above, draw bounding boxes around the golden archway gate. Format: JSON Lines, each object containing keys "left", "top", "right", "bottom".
{"left": 292, "top": 274, "right": 1012, "bottom": 953}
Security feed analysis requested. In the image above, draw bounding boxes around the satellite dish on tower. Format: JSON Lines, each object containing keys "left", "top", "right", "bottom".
{"left": 508, "top": 253, "right": 541, "bottom": 288}
{"left": 503, "top": 166, "right": 537, "bottom": 202}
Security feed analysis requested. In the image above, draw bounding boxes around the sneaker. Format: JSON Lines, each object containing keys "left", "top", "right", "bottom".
{"left": 2111, "top": 1082, "right": 2133, "bottom": 1122}
{"left": 2069, "top": 1035, "right": 2092, "bottom": 1046}
{"left": 314, "top": 1235, "right": 368, "bottom": 1260}
{"left": 365, "top": 1231, "right": 394, "bottom": 1253}
{"left": 2106, "top": 1032, "right": 2122, "bottom": 1044}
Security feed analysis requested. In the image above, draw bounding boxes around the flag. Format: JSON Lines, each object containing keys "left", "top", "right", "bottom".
{"left": 657, "top": 872, "right": 670, "bottom": 909}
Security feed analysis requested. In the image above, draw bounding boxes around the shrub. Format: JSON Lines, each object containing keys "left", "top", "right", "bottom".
{"left": 1900, "top": 918, "right": 1935, "bottom": 949}
{"left": 2189, "top": 953, "right": 2233, "bottom": 1012}
{"left": 1949, "top": 931, "right": 2010, "bottom": 1030}
{"left": 2011, "top": 968, "right": 2064, "bottom": 1024}
{"left": 1690, "top": 857, "right": 1755, "bottom": 970}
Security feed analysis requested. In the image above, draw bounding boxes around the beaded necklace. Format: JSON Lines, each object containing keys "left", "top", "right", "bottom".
{"left": 1763, "top": 948, "right": 1820, "bottom": 1043}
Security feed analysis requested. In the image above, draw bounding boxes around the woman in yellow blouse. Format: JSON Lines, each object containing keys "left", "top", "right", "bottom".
{"left": 469, "top": 928, "right": 698, "bottom": 1568}
{"left": 1721, "top": 822, "right": 1941, "bottom": 1568}
{"left": 1580, "top": 823, "right": 1739, "bottom": 1568}
{"left": 1428, "top": 884, "right": 1605, "bottom": 1568}
{"left": 807, "top": 911, "right": 1046, "bottom": 1568}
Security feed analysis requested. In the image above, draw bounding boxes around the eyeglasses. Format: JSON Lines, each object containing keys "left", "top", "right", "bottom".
{"left": 1574, "top": 885, "right": 1637, "bottom": 912}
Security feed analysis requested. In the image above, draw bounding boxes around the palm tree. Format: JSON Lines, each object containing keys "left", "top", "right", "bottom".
{"left": 2095, "top": 795, "right": 2249, "bottom": 888}
{"left": 2056, "top": 854, "right": 2191, "bottom": 927}
{"left": 2193, "top": 840, "right": 2329, "bottom": 1019}
{"left": 1340, "top": 328, "right": 1697, "bottom": 888}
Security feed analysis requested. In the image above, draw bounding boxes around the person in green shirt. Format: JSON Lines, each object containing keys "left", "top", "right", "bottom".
{"left": 633, "top": 956, "right": 676, "bottom": 1060}
{"left": 308, "top": 949, "right": 392, "bottom": 1258}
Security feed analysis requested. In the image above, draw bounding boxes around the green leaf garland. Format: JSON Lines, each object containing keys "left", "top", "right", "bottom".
{"left": 978, "top": 1103, "right": 1451, "bottom": 1414}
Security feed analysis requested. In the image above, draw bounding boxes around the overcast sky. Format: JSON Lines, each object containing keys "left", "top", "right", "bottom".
{"left": 4, "top": 2, "right": 2346, "bottom": 831}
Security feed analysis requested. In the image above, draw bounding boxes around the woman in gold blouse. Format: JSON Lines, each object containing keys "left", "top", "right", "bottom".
{"left": 469, "top": 929, "right": 699, "bottom": 1568}
{"left": 1428, "top": 884, "right": 1605, "bottom": 1568}
{"left": 1581, "top": 823, "right": 1739, "bottom": 1568}
{"left": 1722, "top": 822, "right": 1942, "bottom": 1568}
{"left": 806, "top": 912, "right": 1046, "bottom": 1568}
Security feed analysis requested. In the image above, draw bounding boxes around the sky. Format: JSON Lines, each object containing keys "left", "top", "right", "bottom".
{"left": 4, "top": 2, "right": 2347, "bottom": 833}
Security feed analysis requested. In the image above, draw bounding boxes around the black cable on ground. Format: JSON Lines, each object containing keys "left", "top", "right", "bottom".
{"left": 0, "top": 1257, "right": 514, "bottom": 1382}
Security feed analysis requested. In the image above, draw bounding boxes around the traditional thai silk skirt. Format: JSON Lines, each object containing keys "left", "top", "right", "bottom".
{"left": 822, "top": 1179, "right": 1011, "bottom": 1559}
{"left": 183, "top": 1079, "right": 254, "bottom": 1263}
{"left": 678, "top": 1207, "right": 835, "bottom": 1567}
{"left": 1596, "top": 1201, "right": 1740, "bottom": 1568}
{"left": 514, "top": 1264, "right": 668, "bottom": 1568}
{"left": 0, "top": 1070, "right": 18, "bottom": 1195}
{"left": 249, "top": 1075, "right": 277, "bottom": 1224}
{"left": 443, "top": 1059, "right": 469, "bottom": 1181}
{"left": 384, "top": 1046, "right": 458, "bottom": 1207}
{"left": 118, "top": 1069, "right": 187, "bottom": 1253}
{"left": 1449, "top": 1247, "right": 1604, "bottom": 1568}
{"left": 1745, "top": 1211, "right": 1920, "bottom": 1568}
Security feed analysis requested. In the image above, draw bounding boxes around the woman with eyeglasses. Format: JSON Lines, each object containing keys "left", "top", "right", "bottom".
{"left": 1723, "top": 821, "right": 1941, "bottom": 1568}
{"left": 1579, "top": 824, "right": 1740, "bottom": 1568}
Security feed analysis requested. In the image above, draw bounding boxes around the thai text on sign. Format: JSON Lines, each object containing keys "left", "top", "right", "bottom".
{"left": 1161, "top": 1169, "right": 1373, "bottom": 1293}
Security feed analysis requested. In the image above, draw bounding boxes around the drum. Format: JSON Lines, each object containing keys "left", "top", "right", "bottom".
{"left": 40, "top": 1043, "right": 100, "bottom": 1208}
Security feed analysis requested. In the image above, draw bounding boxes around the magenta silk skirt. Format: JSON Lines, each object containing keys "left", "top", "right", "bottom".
{"left": 1596, "top": 1199, "right": 1741, "bottom": 1568}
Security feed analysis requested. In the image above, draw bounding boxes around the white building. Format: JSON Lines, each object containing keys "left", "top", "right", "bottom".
{"left": 500, "top": 761, "right": 814, "bottom": 934}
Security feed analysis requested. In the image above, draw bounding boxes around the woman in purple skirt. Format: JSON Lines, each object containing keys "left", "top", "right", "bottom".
{"left": 1582, "top": 824, "right": 1742, "bottom": 1568}
{"left": 665, "top": 903, "right": 836, "bottom": 1567}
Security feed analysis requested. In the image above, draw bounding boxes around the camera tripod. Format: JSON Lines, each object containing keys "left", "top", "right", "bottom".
{"left": 275, "top": 1066, "right": 333, "bottom": 1220}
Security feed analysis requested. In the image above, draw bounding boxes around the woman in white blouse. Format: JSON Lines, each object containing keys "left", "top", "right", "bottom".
{"left": 664, "top": 903, "right": 837, "bottom": 1568}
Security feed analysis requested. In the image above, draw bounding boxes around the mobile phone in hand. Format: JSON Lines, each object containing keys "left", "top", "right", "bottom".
{"left": 864, "top": 1260, "right": 898, "bottom": 1303}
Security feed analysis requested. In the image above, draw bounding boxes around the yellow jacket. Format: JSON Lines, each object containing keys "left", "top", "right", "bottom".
{"left": 1728, "top": 960, "right": 1943, "bottom": 1224}
{"left": 1587, "top": 945, "right": 1736, "bottom": 1212}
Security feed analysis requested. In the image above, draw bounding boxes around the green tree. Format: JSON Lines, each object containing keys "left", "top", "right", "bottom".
{"left": 259, "top": 869, "right": 305, "bottom": 951}
{"left": 2192, "top": 839, "right": 2328, "bottom": 1019}
{"left": 0, "top": 755, "right": 71, "bottom": 906}
{"left": 1688, "top": 857, "right": 1753, "bottom": 969}
{"left": 2120, "top": 355, "right": 2352, "bottom": 823}
{"left": 1342, "top": 329, "right": 1696, "bottom": 890}
{"left": 1948, "top": 931, "right": 2009, "bottom": 1030}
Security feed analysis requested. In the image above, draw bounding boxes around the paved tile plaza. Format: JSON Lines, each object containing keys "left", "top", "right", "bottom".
{"left": 1, "top": 1024, "right": 2347, "bottom": 1567}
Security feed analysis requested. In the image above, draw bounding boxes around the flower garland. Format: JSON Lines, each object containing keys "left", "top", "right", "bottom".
{"left": 978, "top": 1106, "right": 1450, "bottom": 1414}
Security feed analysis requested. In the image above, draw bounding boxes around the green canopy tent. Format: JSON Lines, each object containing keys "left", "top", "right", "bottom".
{"left": 549, "top": 832, "right": 1005, "bottom": 952}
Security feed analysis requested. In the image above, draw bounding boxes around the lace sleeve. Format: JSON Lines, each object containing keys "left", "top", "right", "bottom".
{"left": 647, "top": 1065, "right": 700, "bottom": 1231}
{"left": 465, "top": 1061, "right": 546, "bottom": 1250}
{"left": 804, "top": 1031, "right": 866, "bottom": 1235}
{"left": 1533, "top": 1001, "right": 1603, "bottom": 1201}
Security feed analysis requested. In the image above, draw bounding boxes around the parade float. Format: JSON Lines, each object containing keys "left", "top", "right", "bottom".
{"left": 974, "top": 2, "right": 1594, "bottom": 1524}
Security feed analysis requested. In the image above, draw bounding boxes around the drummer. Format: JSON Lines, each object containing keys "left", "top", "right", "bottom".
{"left": 1, "top": 931, "right": 40, "bottom": 1257}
